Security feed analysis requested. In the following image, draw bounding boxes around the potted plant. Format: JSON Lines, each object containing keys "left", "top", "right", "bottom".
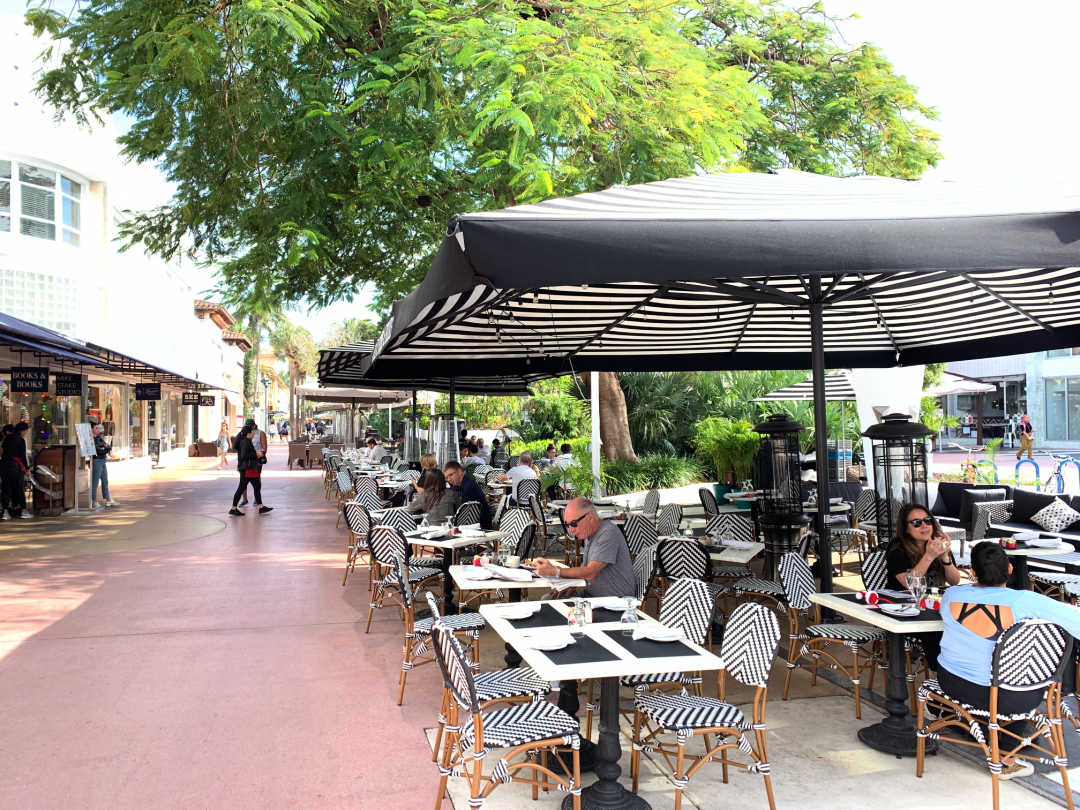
{"left": 692, "top": 417, "right": 731, "bottom": 500}
{"left": 719, "top": 419, "right": 760, "bottom": 508}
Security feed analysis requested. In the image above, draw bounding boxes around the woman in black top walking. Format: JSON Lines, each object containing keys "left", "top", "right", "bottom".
{"left": 230, "top": 425, "right": 272, "bottom": 516}
{"left": 1, "top": 421, "right": 31, "bottom": 520}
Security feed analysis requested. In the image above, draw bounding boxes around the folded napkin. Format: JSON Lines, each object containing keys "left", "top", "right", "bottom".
{"left": 459, "top": 527, "right": 485, "bottom": 537}
{"left": 588, "top": 596, "right": 639, "bottom": 611}
{"left": 496, "top": 603, "right": 542, "bottom": 620}
{"left": 459, "top": 567, "right": 493, "bottom": 580}
{"left": 484, "top": 564, "right": 533, "bottom": 582}
{"left": 1024, "top": 536, "right": 1062, "bottom": 548}
{"left": 419, "top": 529, "right": 445, "bottom": 540}
{"left": 1014, "top": 530, "right": 1039, "bottom": 542}
{"left": 829, "top": 497, "right": 844, "bottom": 505}
{"left": 632, "top": 625, "right": 684, "bottom": 642}
{"left": 458, "top": 523, "right": 481, "bottom": 531}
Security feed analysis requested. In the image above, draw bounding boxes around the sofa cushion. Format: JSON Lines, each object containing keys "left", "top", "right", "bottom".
{"left": 1031, "top": 499, "right": 1080, "bottom": 534}
{"left": 1010, "top": 488, "right": 1066, "bottom": 525}
{"left": 932, "top": 482, "right": 1012, "bottom": 519}
{"left": 958, "top": 488, "right": 1007, "bottom": 527}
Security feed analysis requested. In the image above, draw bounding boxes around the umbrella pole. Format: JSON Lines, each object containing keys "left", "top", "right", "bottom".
{"left": 590, "top": 371, "right": 602, "bottom": 499}
{"left": 809, "top": 283, "right": 833, "bottom": 594}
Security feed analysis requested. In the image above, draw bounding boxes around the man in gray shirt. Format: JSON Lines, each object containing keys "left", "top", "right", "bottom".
{"left": 534, "top": 497, "right": 635, "bottom": 598}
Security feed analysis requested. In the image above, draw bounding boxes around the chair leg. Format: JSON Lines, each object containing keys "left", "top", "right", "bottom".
{"left": 631, "top": 709, "right": 642, "bottom": 793}
{"left": 852, "top": 649, "right": 862, "bottom": 720}
{"left": 433, "top": 688, "right": 450, "bottom": 762}
{"left": 584, "top": 680, "right": 596, "bottom": 740}
{"left": 397, "top": 645, "right": 411, "bottom": 706}
{"left": 674, "top": 738, "right": 686, "bottom": 810}
{"left": 915, "top": 698, "right": 926, "bottom": 777}
{"left": 571, "top": 745, "right": 581, "bottom": 810}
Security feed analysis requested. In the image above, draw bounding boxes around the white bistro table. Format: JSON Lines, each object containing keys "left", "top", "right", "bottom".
{"left": 810, "top": 591, "right": 943, "bottom": 757}
{"left": 480, "top": 600, "right": 724, "bottom": 810}
{"left": 406, "top": 529, "right": 502, "bottom": 613}
{"left": 708, "top": 540, "right": 765, "bottom": 566}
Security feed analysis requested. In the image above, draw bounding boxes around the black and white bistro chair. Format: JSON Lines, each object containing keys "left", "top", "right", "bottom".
{"left": 525, "top": 493, "right": 560, "bottom": 555}
{"left": 427, "top": 590, "right": 550, "bottom": 763}
{"left": 642, "top": 489, "right": 660, "bottom": 521}
{"left": 656, "top": 503, "right": 684, "bottom": 538}
{"left": 342, "top": 500, "right": 373, "bottom": 587}
{"left": 916, "top": 620, "right": 1074, "bottom": 810}
{"left": 496, "top": 507, "right": 532, "bottom": 555}
{"left": 469, "top": 463, "right": 494, "bottom": 483}
{"left": 630, "top": 601, "right": 782, "bottom": 810}
{"left": 860, "top": 546, "right": 888, "bottom": 592}
{"left": 323, "top": 453, "right": 343, "bottom": 498}
{"left": 454, "top": 500, "right": 483, "bottom": 528}
{"left": 513, "top": 476, "right": 541, "bottom": 508}
{"left": 394, "top": 565, "right": 486, "bottom": 706}
{"left": 778, "top": 552, "right": 885, "bottom": 718}
{"left": 703, "top": 514, "right": 755, "bottom": 580}
{"left": 623, "top": 513, "right": 659, "bottom": 560}
{"left": 431, "top": 621, "right": 581, "bottom": 810}
{"left": 584, "top": 576, "right": 716, "bottom": 739}
{"left": 699, "top": 487, "right": 720, "bottom": 518}
{"left": 364, "top": 526, "right": 442, "bottom": 634}
{"left": 634, "top": 546, "right": 659, "bottom": 607}
{"left": 333, "top": 470, "right": 356, "bottom": 526}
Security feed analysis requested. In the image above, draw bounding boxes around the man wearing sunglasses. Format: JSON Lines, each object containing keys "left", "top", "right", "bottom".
{"left": 534, "top": 497, "right": 635, "bottom": 599}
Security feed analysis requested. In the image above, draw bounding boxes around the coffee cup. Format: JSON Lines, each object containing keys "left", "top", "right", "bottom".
{"left": 506, "top": 555, "right": 521, "bottom": 568}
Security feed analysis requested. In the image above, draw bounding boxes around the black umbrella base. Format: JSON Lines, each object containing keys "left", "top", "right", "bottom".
{"left": 562, "top": 783, "right": 650, "bottom": 810}
{"left": 858, "top": 719, "right": 938, "bottom": 758}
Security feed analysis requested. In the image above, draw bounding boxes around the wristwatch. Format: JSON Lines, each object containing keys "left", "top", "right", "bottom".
{"left": 555, "top": 568, "right": 561, "bottom": 578}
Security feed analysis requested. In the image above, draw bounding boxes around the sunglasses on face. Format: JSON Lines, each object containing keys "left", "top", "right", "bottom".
{"left": 566, "top": 514, "right": 588, "bottom": 528}
{"left": 908, "top": 517, "right": 935, "bottom": 528}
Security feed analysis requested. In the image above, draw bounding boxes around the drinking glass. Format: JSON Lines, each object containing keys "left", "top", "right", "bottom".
{"left": 907, "top": 573, "right": 927, "bottom": 602}
{"left": 620, "top": 597, "right": 639, "bottom": 637}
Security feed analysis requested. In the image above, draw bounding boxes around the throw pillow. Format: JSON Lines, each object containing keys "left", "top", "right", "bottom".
{"left": 1031, "top": 498, "right": 1080, "bottom": 534}
{"left": 1010, "top": 488, "right": 1060, "bottom": 525}
{"left": 958, "top": 488, "right": 1007, "bottom": 527}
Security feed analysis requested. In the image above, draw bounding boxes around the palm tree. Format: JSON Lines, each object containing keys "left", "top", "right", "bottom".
{"left": 270, "top": 319, "right": 318, "bottom": 431}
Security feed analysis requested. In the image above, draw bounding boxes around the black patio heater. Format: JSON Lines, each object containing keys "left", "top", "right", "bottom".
{"left": 753, "top": 413, "right": 810, "bottom": 578}
{"left": 862, "top": 413, "right": 933, "bottom": 543}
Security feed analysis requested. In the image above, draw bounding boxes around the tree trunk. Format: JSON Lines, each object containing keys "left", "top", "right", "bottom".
{"left": 243, "top": 314, "right": 262, "bottom": 419}
{"left": 589, "top": 371, "right": 638, "bottom": 463}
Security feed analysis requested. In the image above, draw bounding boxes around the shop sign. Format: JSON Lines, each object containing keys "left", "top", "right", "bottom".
{"left": 135, "top": 383, "right": 162, "bottom": 401}
{"left": 199, "top": 395, "right": 215, "bottom": 406}
{"left": 11, "top": 367, "right": 49, "bottom": 392}
{"left": 181, "top": 391, "right": 201, "bottom": 405}
{"left": 54, "top": 373, "right": 82, "bottom": 397}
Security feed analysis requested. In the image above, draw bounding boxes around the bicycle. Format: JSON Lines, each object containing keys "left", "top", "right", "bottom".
{"left": 946, "top": 443, "right": 997, "bottom": 485}
{"left": 1022, "top": 452, "right": 1080, "bottom": 493}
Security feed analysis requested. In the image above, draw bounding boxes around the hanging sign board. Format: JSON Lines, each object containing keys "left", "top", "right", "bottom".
{"left": 181, "top": 392, "right": 201, "bottom": 405}
{"left": 55, "top": 373, "right": 82, "bottom": 397}
{"left": 148, "top": 438, "right": 161, "bottom": 464}
{"left": 199, "top": 395, "right": 215, "bottom": 406}
{"left": 11, "top": 367, "right": 49, "bottom": 392}
{"left": 75, "top": 423, "right": 95, "bottom": 458}
{"left": 135, "top": 383, "right": 162, "bottom": 401}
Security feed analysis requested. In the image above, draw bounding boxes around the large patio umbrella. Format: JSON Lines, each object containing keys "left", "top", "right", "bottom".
{"left": 296, "top": 384, "right": 412, "bottom": 444}
{"left": 754, "top": 369, "right": 856, "bottom": 449}
{"left": 359, "top": 169, "right": 1080, "bottom": 595}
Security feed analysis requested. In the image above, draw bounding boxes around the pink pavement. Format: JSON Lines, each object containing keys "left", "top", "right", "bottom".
{"left": 0, "top": 444, "right": 450, "bottom": 809}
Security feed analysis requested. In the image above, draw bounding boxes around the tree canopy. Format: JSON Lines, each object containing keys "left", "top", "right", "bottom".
{"left": 28, "top": 0, "right": 939, "bottom": 312}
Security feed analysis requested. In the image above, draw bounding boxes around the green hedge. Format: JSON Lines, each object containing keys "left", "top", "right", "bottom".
{"left": 507, "top": 436, "right": 590, "bottom": 457}
{"left": 603, "top": 454, "right": 704, "bottom": 495}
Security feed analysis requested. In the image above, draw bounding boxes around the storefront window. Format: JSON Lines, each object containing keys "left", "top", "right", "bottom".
{"left": 130, "top": 389, "right": 144, "bottom": 457}
{"left": 1046, "top": 377, "right": 1069, "bottom": 441}
{"left": 87, "top": 383, "right": 129, "bottom": 458}
{"left": 0, "top": 385, "right": 74, "bottom": 452}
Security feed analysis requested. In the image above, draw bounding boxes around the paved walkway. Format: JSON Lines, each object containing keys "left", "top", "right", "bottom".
{"left": 0, "top": 445, "right": 444, "bottom": 809}
{"left": 0, "top": 447, "right": 1069, "bottom": 809}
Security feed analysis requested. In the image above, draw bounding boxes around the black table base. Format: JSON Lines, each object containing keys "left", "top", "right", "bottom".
{"left": 856, "top": 631, "right": 938, "bottom": 758}
{"left": 562, "top": 676, "right": 650, "bottom": 809}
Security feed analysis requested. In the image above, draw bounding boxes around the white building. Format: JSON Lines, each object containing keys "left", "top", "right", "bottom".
{"left": 0, "top": 16, "right": 246, "bottom": 460}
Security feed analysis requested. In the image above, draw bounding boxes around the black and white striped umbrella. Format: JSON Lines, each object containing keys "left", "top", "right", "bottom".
{"left": 358, "top": 169, "right": 1080, "bottom": 594}
{"left": 318, "top": 341, "right": 539, "bottom": 395}
{"left": 754, "top": 370, "right": 857, "bottom": 402}
{"left": 361, "top": 170, "right": 1080, "bottom": 380}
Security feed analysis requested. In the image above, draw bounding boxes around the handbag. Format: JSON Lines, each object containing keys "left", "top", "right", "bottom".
{"left": 244, "top": 468, "right": 260, "bottom": 479}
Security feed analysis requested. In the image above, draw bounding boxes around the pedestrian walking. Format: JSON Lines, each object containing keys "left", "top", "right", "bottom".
{"left": 216, "top": 420, "right": 231, "bottom": 469}
{"left": 229, "top": 424, "right": 272, "bottom": 516}
{"left": 239, "top": 418, "right": 268, "bottom": 507}
{"left": 1016, "top": 413, "right": 1035, "bottom": 460}
{"left": 90, "top": 424, "right": 117, "bottom": 509}
{"left": 279, "top": 420, "right": 289, "bottom": 441}
{"left": 1, "top": 421, "right": 31, "bottom": 520}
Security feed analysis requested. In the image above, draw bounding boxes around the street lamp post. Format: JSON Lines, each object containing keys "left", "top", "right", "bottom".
{"left": 260, "top": 375, "right": 270, "bottom": 434}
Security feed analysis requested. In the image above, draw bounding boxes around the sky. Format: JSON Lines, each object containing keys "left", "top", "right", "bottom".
{"left": 6, "top": 0, "right": 1078, "bottom": 338}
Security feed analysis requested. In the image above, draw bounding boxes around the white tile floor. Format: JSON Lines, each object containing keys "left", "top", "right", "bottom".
{"left": 430, "top": 695, "right": 1065, "bottom": 810}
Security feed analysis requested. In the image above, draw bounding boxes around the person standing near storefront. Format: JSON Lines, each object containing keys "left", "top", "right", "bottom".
{"left": 1016, "top": 413, "right": 1035, "bottom": 460}
{"left": 1, "top": 421, "right": 31, "bottom": 520}
{"left": 216, "top": 420, "right": 231, "bottom": 469}
{"left": 90, "top": 423, "right": 117, "bottom": 510}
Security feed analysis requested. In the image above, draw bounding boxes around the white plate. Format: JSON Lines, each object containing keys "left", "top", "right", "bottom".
{"left": 498, "top": 604, "right": 541, "bottom": 620}
{"left": 880, "top": 603, "right": 920, "bottom": 617}
{"left": 638, "top": 628, "right": 685, "bottom": 643}
{"left": 528, "top": 635, "right": 575, "bottom": 651}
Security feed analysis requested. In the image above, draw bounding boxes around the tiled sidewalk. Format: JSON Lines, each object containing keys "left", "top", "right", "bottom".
{"left": 0, "top": 449, "right": 1069, "bottom": 809}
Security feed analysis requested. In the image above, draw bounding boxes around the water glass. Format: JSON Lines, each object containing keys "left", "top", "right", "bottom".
{"left": 907, "top": 573, "right": 927, "bottom": 602}
{"left": 620, "top": 597, "right": 639, "bottom": 637}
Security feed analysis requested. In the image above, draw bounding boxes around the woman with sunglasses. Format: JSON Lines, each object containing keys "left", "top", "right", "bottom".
{"left": 884, "top": 503, "right": 963, "bottom": 672}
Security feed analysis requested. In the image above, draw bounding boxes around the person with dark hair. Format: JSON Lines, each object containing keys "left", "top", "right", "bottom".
{"left": 460, "top": 442, "right": 482, "bottom": 468}
{"left": 885, "top": 503, "right": 963, "bottom": 672}
{"left": 90, "top": 423, "right": 116, "bottom": 509}
{"left": 938, "top": 541, "right": 1080, "bottom": 779}
{"left": 444, "top": 460, "right": 492, "bottom": 529}
{"left": 407, "top": 467, "right": 459, "bottom": 523}
{"left": 0, "top": 424, "right": 13, "bottom": 515}
{"left": 0, "top": 421, "right": 30, "bottom": 520}
{"left": 229, "top": 425, "right": 272, "bottom": 516}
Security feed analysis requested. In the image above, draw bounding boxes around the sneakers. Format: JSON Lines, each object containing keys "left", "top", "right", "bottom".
{"left": 1, "top": 512, "right": 9, "bottom": 521}
{"left": 105, "top": 500, "right": 117, "bottom": 507}
{"left": 90, "top": 503, "right": 104, "bottom": 512}
{"left": 228, "top": 508, "right": 245, "bottom": 517}
{"left": 19, "top": 512, "right": 33, "bottom": 519}
{"left": 258, "top": 506, "right": 273, "bottom": 514}
{"left": 999, "top": 760, "right": 1034, "bottom": 780}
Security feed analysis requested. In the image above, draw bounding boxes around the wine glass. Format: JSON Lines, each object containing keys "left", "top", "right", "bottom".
{"left": 907, "top": 573, "right": 927, "bottom": 603}
{"left": 620, "top": 597, "right": 639, "bottom": 637}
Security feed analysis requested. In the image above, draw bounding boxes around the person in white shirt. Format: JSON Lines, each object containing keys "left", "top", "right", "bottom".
{"left": 500, "top": 451, "right": 539, "bottom": 503}
{"left": 554, "top": 443, "right": 579, "bottom": 470}
{"left": 475, "top": 438, "right": 490, "bottom": 461}
{"left": 461, "top": 442, "right": 483, "bottom": 467}
{"left": 364, "top": 437, "right": 389, "bottom": 463}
